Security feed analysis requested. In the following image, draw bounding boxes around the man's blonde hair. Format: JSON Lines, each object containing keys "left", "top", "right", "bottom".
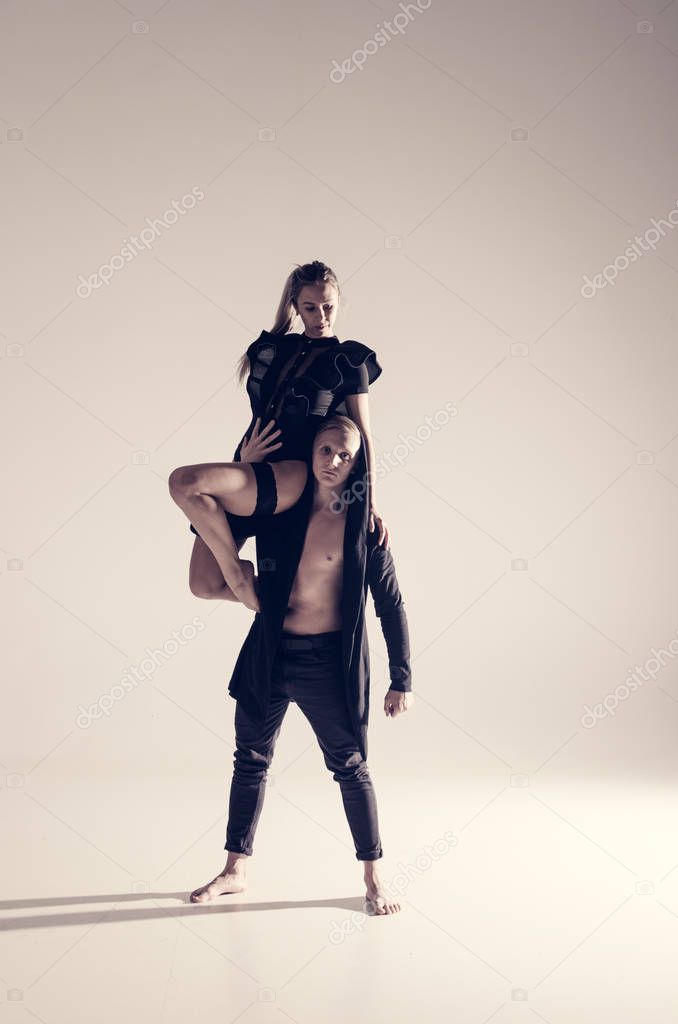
{"left": 314, "top": 414, "right": 362, "bottom": 448}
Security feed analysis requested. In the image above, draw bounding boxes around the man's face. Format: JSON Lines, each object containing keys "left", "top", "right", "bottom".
{"left": 312, "top": 427, "right": 361, "bottom": 488}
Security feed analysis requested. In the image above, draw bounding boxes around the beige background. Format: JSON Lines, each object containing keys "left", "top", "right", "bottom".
{"left": 2, "top": 1, "right": 678, "bottom": 1020}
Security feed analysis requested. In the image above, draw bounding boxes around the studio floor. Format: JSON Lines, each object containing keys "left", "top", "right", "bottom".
{"left": 2, "top": 773, "right": 677, "bottom": 1022}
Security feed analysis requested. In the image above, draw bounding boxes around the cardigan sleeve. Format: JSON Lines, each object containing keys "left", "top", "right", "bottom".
{"left": 366, "top": 532, "right": 412, "bottom": 692}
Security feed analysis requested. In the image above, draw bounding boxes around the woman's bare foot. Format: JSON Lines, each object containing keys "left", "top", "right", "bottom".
{"left": 230, "top": 559, "right": 260, "bottom": 612}
{"left": 190, "top": 864, "right": 248, "bottom": 903}
{"left": 363, "top": 865, "right": 401, "bottom": 915}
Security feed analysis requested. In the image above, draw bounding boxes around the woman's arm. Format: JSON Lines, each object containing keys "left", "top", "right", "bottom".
{"left": 344, "top": 392, "right": 389, "bottom": 550}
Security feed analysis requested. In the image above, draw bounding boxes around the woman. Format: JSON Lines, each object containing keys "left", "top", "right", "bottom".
{"left": 169, "top": 260, "right": 390, "bottom": 612}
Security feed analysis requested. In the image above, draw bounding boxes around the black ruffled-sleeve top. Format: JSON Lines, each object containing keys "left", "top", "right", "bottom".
{"left": 233, "top": 329, "right": 382, "bottom": 464}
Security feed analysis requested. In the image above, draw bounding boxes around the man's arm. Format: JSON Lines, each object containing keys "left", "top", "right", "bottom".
{"left": 366, "top": 531, "right": 412, "bottom": 693}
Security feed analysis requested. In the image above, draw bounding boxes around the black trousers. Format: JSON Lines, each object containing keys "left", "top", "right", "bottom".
{"left": 225, "top": 629, "right": 383, "bottom": 861}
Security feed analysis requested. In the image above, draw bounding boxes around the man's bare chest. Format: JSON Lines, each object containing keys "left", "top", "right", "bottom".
{"left": 295, "top": 509, "right": 346, "bottom": 585}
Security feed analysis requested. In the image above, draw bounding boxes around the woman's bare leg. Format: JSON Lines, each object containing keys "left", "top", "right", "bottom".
{"left": 189, "top": 534, "right": 250, "bottom": 600}
{"left": 168, "top": 459, "right": 308, "bottom": 611}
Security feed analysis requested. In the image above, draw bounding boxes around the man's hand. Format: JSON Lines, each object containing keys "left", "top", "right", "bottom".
{"left": 384, "top": 689, "right": 414, "bottom": 717}
{"left": 369, "top": 506, "right": 390, "bottom": 550}
{"left": 239, "top": 416, "right": 283, "bottom": 463}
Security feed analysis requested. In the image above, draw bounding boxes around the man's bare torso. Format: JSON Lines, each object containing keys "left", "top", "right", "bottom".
{"left": 282, "top": 504, "right": 347, "bottom": 634}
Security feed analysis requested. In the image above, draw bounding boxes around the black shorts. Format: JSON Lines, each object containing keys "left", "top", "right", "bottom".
{"left": 189, "top": 461, "right": 278, "bottom": 542}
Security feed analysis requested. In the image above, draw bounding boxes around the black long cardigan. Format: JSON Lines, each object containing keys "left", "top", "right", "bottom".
{"left": 226, "top": 432, "right": 411, "bottom": 761}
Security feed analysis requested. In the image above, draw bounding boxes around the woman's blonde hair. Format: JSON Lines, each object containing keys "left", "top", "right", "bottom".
{"left": 235, "top": 260, "right": 341, "bottom": 384}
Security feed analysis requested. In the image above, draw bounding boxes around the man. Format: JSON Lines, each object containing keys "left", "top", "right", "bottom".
{"left": 188, "top": 415, "right": 414, "bottom": 915}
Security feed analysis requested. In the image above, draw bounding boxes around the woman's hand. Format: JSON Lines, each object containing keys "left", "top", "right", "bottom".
{"left": 238, "top": 416, "right": 283, "bottom": 463}
{"left": 369, "top": 505, "right": 390, "bottom": 550}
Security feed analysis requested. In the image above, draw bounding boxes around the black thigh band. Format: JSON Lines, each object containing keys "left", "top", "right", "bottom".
{"left": 189, "top": 460, "right": 278, "bottom": 537}
{"left": 252, "top": 461, "right": 278, "bottom": 517}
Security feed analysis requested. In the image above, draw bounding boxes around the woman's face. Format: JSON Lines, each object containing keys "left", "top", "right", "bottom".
{"left": 295, "top": 283, "right": 339, "bottom": 338}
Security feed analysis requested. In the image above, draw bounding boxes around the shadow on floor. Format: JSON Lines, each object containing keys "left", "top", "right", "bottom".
{"left": 0, "top": 892, "right": 370, "bottom": 930}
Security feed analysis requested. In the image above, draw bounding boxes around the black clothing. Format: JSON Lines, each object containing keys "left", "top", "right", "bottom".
{"left": 250, "top": 461, "right": 277, "bottom": 517}
{"left": 225, "top": 629, "right": 383, "bottom": 861}
{"left": 238, "top": 329, "right": 381, "bottom": 463}
{"left": 189, "top": 329, "right": 382, "bottom": 539}
{"left": 227, "top": 431, "right": 412, "bottom": 763}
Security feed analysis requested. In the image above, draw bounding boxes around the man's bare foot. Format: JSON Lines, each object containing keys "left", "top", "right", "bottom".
{"left": 230, "top": 559, "right": 260, "bottom": 613}
{"left": 190, "top": 866, "right": 247, "bottom": 903}
{"left": 363, "top": 866, "right": 401, "bottom": 915}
